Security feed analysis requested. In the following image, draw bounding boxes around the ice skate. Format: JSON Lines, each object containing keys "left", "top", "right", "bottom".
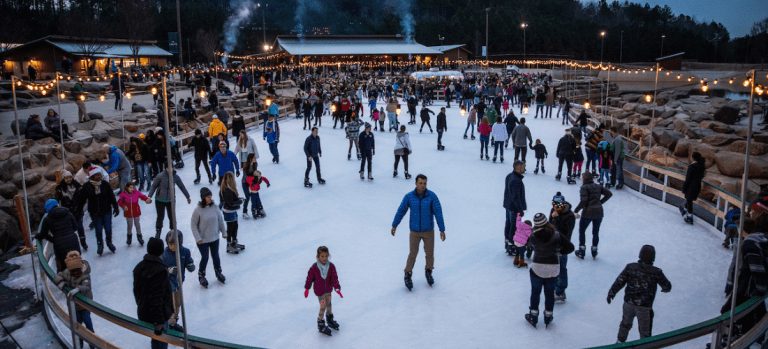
{"left": 485, "top": 154, "right": 490, "bottom": 160}
{"left": 575, "top": 245, "right": 586, "bottom": 259}
{"left": 678, "top": 205, "right": 687, "bottom": 216}
{"left": 193, "top": 177, "right": 200, "bottom": 185}
{"left": 425, "top": 269, "right": 434, "bottom": 287}
{"left": 405, "top": 173, "right": 412, "bottom": 180}
{"left": 106, "top": 240, "right": 116, "bottom": 253}
{"left": 463, "top": 134, "right": 468, "bottom": 139}
{"left": 347, "top": 153, "right": 351, "bottom": 160}
{"left": 304, "top": 179, "right": 313, "bottom": 188}
{"left": 542, "top": 166, "right": 546, "bottom": 174}
{"left": 471, "top": 135, "right": 476, "bottom": 140}
{"left": 357, "top": 153, "right": 361, "bottom": 160}
{"left": 684, "top": 214, "right": 694, "bottom": 225}
{"left": 136, "top": 234, "right": 144, "bottom": 246}
{"left": 199, "top": 271, "right": 208, "bottom": 288}
{"left": 317, "top": 319, "right": 332, "bottom": 336}
{"left": 326, "top": 314, "right": 340, "bottom": 331}
{"left": 234, "top": 239, "right": 245, "bottom": 250}
{"left": 215, "top": 269, "right": 226, "bottom": 284}
{"left": 555, "top": 292, "right": 567, "bottom": 303}
{"left": 318, "top": 178, "right": 326, "bottom": 185}
{"left": 534, "top": 167, "right": 539, "bottom": 174}
{"left": 493, "top": 156, "right": 497, "bottom": 163}
{"left": 79, "top": 238, "right": 88, "bottom": 251}
{"left": 544, "top": 311, "right": 553, "bottom": 328}
{"left": 226, "top": 242, "right": 240, "bottom": 254}
{"left": 567, "top": 176, "right": 577, "bottom": 185}
{"left": 404, "top": 271, "right": 413, "bottom": 291}
{"left": 360, "top": 171, "right": 364, "bottom": 180}
{"left": 555, "top": 173, "right": 561, "bottom": 181}
{"left": 591, "top": 246, "right": 598, "bottom": 259}
{"left": 256, "top": 209, "right": 266, "bottom": 218}
{"left": 126, "top": 233, "right": 132, "bottom": 246}
{"left": 393, "top": 171, "right": 398, "bottom": 178}
{"left": 500, "top": 156, "right": 504, "bottom": 163}
{"left": 97, "top": 242, "right": 104, "bottom": 256}
{"left": 525, "top": 309, "right": 539, "bottom": 328}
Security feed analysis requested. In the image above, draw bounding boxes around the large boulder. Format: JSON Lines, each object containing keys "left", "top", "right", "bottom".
{"left": 63, "top": 140, "right": 82, "bottom": 153}
{"left": 659, "top": 109, "right": 676, "bottom": 119}
{"left": 0, "top": 209, "right": 22, "bottom": 253}
{"left": 726, "top": 141, "right": 768, "bottom": 156}
{"left": 635, "top": 104, "right": 652, "bottom": 116}
{"left": 622, "top": 103, "right": 638, "bottom": 112}
{"left": 691, "top": 112, "right": 714, "bottom": 122}
{"left": 674, "top": 138, "right": 692, "bottom": 157}
{"left": 0, "top": 182, "right": 18, "bottom": 199}
{"left": 652, "top": 128, "right": 683, "bottom": 150}
{"left": 87, "top": 112, "right": 104, "bottom": 120}
{"left": 12, "top": 171, "right": 42, "bottom": 187}
{"left": 131, "top": 103, "right": 147, "bottom": 113}
{"left": 702, "top": 133, "right": 742, "bottom": 147}
{"left": 715, "top": 151, "right": 768, "bottom": 178}
{"left": 700, "top": 120, "right": 733, "bottom": 134}
{"left": 713, "top": 106, "right": 740, "bottom": 124}
{"left": 646, "top": 146, "right": 678, "bottom": 167}
{"left": 621, "top": 94, "right": 643, "bottom": 102}
{"left": 686, "top": 127, "right": 715, "bottom": 139}
{"left": 92, "top": 130, "right": 109, "bottom": 143}
{"left": 67, "top": 153, "right": 87, "bottom": 172}
{"left": 691, "top": 143, "right": 718, "bottom": 168}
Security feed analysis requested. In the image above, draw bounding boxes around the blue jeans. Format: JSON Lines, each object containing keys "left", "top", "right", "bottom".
{"left": 578, "top": 217, "right": 603, "bottom": 247}
{"left": 76, "top": 310, "right": 94, "bottom": 332}
{"left": 585, "top": 149, "right": 597, "bottom": 172}
{"left": 530, "top": 269, "right": 556, "bottom": 312}
{"left": 555, "top": 255, "right": 568, "bottom": 295}
{"left": 268, "top": 142, "right": 279, "bottom": 162}
{"left": 135, "top": 161, "right": 149, "bottom": 188}
{"left": 599, "top": 168, "right": 610, "bottom": 183}
{"left": 464, "top": 122, "right": 475, "bottom": 136}
{"left": 249, "top": 192, "right": 263, "bottom": 212}
{"left": 241, "top": 181, "right": 250, "bottom": 212}
{"left": 91, "top": 212, "right": 112, "bottom": 244}
{"left": 612, "top": 157, "right": 624, "bottom": 186}
{"left": 197, "top": 239, "right": 222, "bottom": 274}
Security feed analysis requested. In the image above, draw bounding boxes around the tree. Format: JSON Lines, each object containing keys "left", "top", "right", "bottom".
{"left": 120, "top": 0, "right": 156, "bottom": 66}
{"left": 751, "top": 17, "right": 768, "bottom": 36}
{"left": 59, "top": 9, "right": 114, "bottom": 75}
{"left": 196, "top": 29, "right": 219, "bottom": 64}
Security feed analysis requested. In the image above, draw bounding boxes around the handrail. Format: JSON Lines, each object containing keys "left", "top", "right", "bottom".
{"left": 36, "top": 239, "right": 264, "bottom": 349}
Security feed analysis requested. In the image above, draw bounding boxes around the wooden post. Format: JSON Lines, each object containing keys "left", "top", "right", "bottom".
{"left": 14, "top": 194, "right": 33, "bottom": 252}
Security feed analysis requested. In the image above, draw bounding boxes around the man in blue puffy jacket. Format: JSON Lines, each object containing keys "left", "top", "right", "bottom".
{"left": 391, "top": 174, "right": 446, "bottom": 290}
{"left": 209, "top": 142, "right": 240, "bottom": 184}
{"left": 103, "top": 144, "right": 132, "bottom": 191}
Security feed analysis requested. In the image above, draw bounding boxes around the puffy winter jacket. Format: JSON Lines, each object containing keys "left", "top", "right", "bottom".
{"left": 556, "top": 134, "right": 576, "bottom": 158}
{"left": 503, "top": 172, "right": 526, "bottom": 213}
{"left": 118, "top": 190, "right": 149, "bottom": 218}
{"left": 133, "top": 254, "right": 174, "bottom": 325}
{"left": 530, "top": 225, "right": 574, "bottom": 266}
{"left": 246, "top": 175, "right": 270, "bottom": 193}
{"left": 491, "top": 122, "right": 508, "bottom": 141}
{"left": 210, "top": 150, "right": 240, "bottom": 177}
{"left": 420, "top": 108, "right": 434, "bottom": 121}
{"left": 304, "top": 135, "right": 322, "bottom": 157}
{"left": 36, "top": 207, "right": 81, "bottom": 269}
{"left": 359, "top": 131, "right": 375, "bottom": 154}
{"left": 608, "top": 262, "right": 671, "bottom": 307}
{"left": 574, "top": 178, "right": 612, "bottom": 220}
{"left": 682, "top": 160, "right": 706, "bottom": 200}
{"left": 104, "top": 146, "right": 131, "bottom": 175}
{"left": 54, "top": 260, "right": 93, "bottom": 311}
{"left": 305, "top": 262, "right": 340, "bottom": 297}
{"left": 392, "top": 189, "right": 446, "bottom": 233}
{"left": 191, "top": 135, "right": 211, "bottom": 160}
{"left": 549, "top": 203, "right": 576, "bottom": 242}
{"left": 478, "top": 123, "right": 492, "bottom": 138}
{"left": 531, "top": 143, "right": 548, "bottom": 159}
{"left": 208, "top": 118, "right": 227, "bottom": 138}
{"left": 513, "top": 214, "right": 532, "bottom": 246}
{"left": 436, "top": 112, "right": 447, "bottom": 131}
{"left": 76, "top": 180, "right": 118, "bottom": 217}
{"left": 161, "top": 233, "right": 195, "bottom": 292}
{"left": 55, "top": 181, "right": 82, "bottom": 215}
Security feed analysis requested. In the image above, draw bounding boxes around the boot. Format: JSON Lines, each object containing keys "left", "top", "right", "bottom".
{"left": 485, "top": 154, "right": 489, "bottom": 160}
{"left": 525, "top": 309, "right": 539, "bottom": 328}
{"left": 517, "top": 257, "right": 528, "bottom": 268}
{"left": 106, "top": 239, "right": 116, "bottom": 253}
{"left": 500, "top": 156, "right": 504, "bottom": 163}
{"left": 359, "top": 171, "right": 364, "bottom": 180}
{"left": 97, "top": 242, "right": 104, "bottom": 256}
{"left": 513, "top": 255, "right": 520, "bottom": 266}
{"left": 393, "top": 171, "right": 398, "bottom": 178}
{"left": 555, "top": 291, "right": 567, "bottom": 303}
{"left": 425, "top": 269, "right": 434, "bottom": 286}
{"left": 471, "top": 135, "right": 476, "bottom": 140}
{"left": 215, "top": 269, "right": 226, "bottom": 284}
{"left": 405, "top": 172, "right": 412, "bottom": 180}
{"left": 155, "top": 228, "right": 162, "bottom": 239}
{"left": 226, "top": 242, "right": 240, "bottom": 254}
{"left": 534, "top": 167, "right": 539, "bottom": 174}
{"left": 194, "top": 176, "right": 200, "bottom": 185}
{"left": 317, "top": 319, "right": 332, "bottom": 336}
{"left": 678, "top": 205, "right": 687, "bottom": 216}
{"left": 591, "top": 246, "right": 598, "bottom": 259}
{"left": 493, "top": 156, "right": 497, "bottom": 163}
{"left": 575, "top": 245, "right": 586, "bottom": 259}
{"left": 404, "top": 271, "right": 413, "bottom": 291}
{"left": 126, "top": 233, "right": 132, "bottom": 246}
{"left": 326, "top": 314, "right": 340, "bottom": 331}
{"left": 136, "top": 234, "right": 144, "bottom": 246}
{"left": 198, "top": 271, "right": 208, "bottom": 288}
{"left": 347, "top": 153, "right": 351, "bottom": 160}
{"left": 542, "top": 166, "right": 545, "bottom": 174}
{"left": 544, "top": 311, "right": 553, "bottom": 328}
{"left": 463, "top": 134, "right": 468, "bottom": 139}
{"left": 556, "top": 173, "right": 561, "bottom": 181}
{"left": 684, "top": 214, "right": 694, "bottom": 225}
{"left": 79, "top": 237, "right": 88, "bottom": 251}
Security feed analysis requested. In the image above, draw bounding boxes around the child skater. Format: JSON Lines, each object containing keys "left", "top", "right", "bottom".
{"left": 117, "top": 182, "right": 151, "bottom": 246}
{"left": 530, "top": 139, "right": 548, "bottom": 174}
{"left": 304, "top": 246, "right": 342, "bottom": 336}
{"left": 54, "top": 251, "right": 95, "bottom": 349}
{"left": 573, "top": 143, "right": 584, "bottom": 177}
{"left": 513, "top": 214, "right": 533, "bottom": 268}
{"left": 245, "top": 169, "right": 271, "bottom": 218}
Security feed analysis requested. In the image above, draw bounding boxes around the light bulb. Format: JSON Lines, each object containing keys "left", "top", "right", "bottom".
{"left": 645, "top": 94, "right": 652, "bottom": 103}
{"left": 125, "top": 92, "right": 132, "bottom": 99}
{"left": 743, "top": 79, "right": 751, "bottom": 87}
{"left": 79, "top": 95, "right": 86, "bottom": 101}
{"left": 151, "top": 87, "right": 157, "bottom": 95}
{"left": 756, "top": 85, "right": 765, "bottom": 96}
{"left": 99, "top": 95, "right": 105, "bottom": 102}
{"left": 523, "top": 106, "right": 529, "bottom": 114}
{"left": 584, "top": 101, "right": 591, "bottom": 109}
{"left": 59, "top": 93, "right": 66, "bottom": 99}
{"left": 701, "top": 84, "right": 708, "bottom": 92}
{"left": 41, "top": 90, "right": 47, "bottom": 96}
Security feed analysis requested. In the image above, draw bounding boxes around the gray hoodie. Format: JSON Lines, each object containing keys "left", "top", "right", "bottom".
{"left": 190, "top": 204, "right": 226, "bottom": 244}
{"left": 148, "top": 170, "right": 191, "bottom": 203}
{"left": 511, "top": 124, "right": 532, "bottom": 147}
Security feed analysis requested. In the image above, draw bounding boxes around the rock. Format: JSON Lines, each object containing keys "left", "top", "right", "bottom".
{"left": 12, "top": 171, "right": 42, "bottom": 187}
{"left": 124, "top": 123, "right": 140, "bottom": 132}
{"left": 713, "top": 106, "right": 740, "bottom": 124}
{"left": 673, "top": 113, "right": 691, "bottom": 121}
{"left": 0, "top": 147, "right": 16, "bottom": 161}
{"left": 660, "top": 109, "right": 676, "bottom": 119}
{"left": 656, "top": 118, "right": 674, "bottom": 128}
{"left": 715, "top": 151, "right": 768, "bottom": 178}
{"left": 702, "top": 133, "right": 742, "bottom": 147}
{"left": 36, "top": 137, "right": 56, "bottom": 145}
{"left": 691, "top": 112, "right": 713, "bottom": 122}
{"left": 637, "top": 116, "right": 651, "bottom": 126}
{"left": 67, "top": 153, "right": 87, "bottom": 172}
{"left": 123, "top": 115, "right": 139, "bottom": 122}
{"left": 0, "top": 209, "right": 22, "bottom": 252}
{"left": 621, "top": 94, "right": 643, "bottom": 102}
{"left": 700, "top": 121, "right": 733, "bottom": 134}
{"left": 652, "top": 128, "right": 683, "bottom": 150}
{"left": 131, "top": 103, "right": 147, "bottom": 113}
{"left": 726, "top": 141, "right": 768, "bottom": 156}
{"left": 646, "top": 146, "right": 678, "bottom": 167}
{"left": 674, "top": 139, "right": 691, "bottom": 157}
{"left": 63, "top": 140, "right": 82, "bottom": 153}
{"left": 755, "top": 133, "right": 768, "bottom": 143}
{"left": 92, "top": 130, "right": 109, "bottom": 143}
{"left": 686, "top": 127, "right": 715, "bottom": 139}
{"left": 107, "top": 128, "right": 126, "bottom": 139}
{"left": 87, "top": 112, "right": 104, "bottom": 120}
{"left": 0, "top": 182, "right": 18, "bottom": 199}
{"left": 691, "top": 143, "right": 718, "bottom": 168}
{"left": 635, "top": 104, "right": 652, "bottom": 116}
{"left": 622, "top": 103, "right": 638, "bottom": 112}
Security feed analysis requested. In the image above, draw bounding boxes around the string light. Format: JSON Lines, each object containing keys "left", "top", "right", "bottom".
{"left": 756, "top": 85, "right": 765, "bottom": 96}
{"left": 713, "top": 79, "right": 718, "bottom": 85}
{"left": 99, "top": 95, "right": 105, "bottom": 102}
{"left": 199, "top": 90, "right": 207, "bottom": 98}
{"left": 743, "top": 79, "right": 751, "bottom": 87}
{"left": 151, "top": 87, "right": 158, "bottom": 95}
{"left": 41, "top": 90, "right": 47, "bottom": 96}
{"left": 59, "top": 93, "right": 66, "bottom": 99}
{"left": 125, "top": 92, "right": 132, "bottom": 99}
{"left": 583, "top": 100, "right": 591, "bottom": 109}
{"left": 701, "top": 81, "right": 709, "bottom": 92}
{"left": 79, "top": 95, "right": 86, "bottom": 101}
{"left": 729, "top": 78, "right": 734, "bottom": 85}
{"left": 523, "top": 106, "right": 529, "bottom": 114}
{"left": 645, "top": 94, "right": 652, "bottom": 103}
{"left": 265, "top": 97, "right": 272, "bottom": 106}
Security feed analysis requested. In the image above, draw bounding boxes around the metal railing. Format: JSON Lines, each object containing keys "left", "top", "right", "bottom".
{"left": 36, "top": 240, "right": 263, "bottom": 349}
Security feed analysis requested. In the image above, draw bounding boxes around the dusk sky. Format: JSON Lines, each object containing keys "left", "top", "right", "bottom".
{"left": 583, "top": 0, "right": 768, "bottom": 37}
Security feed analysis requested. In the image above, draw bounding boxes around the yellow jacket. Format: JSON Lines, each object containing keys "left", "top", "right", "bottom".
{"left": 208, "top": 118, "right": 227, "bottom": 138}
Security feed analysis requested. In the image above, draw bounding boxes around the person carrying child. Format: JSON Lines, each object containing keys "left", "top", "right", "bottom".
{"left": 245, "top": 170, "right": 271, "bottom": 218}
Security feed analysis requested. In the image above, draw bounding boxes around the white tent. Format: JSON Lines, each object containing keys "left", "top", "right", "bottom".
{"left": 409, "top": 70, "right": 464, "bottom": 81}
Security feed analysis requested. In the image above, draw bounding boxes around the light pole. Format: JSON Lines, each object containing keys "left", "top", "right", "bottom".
{"left": 521, "top": 22, "right": 528, "bottom": 65}
{"left": 485, "top": 7, "right": 490, "bottom": 65}
{"left": 599, "top": 31, "right": 606, "bottom": 65}
{"left": 176, "top": 0, "right": 183, "bottom": 67}
{"left": 619, "top": 30, "right": 624, "bottom": 64}
{"left": 258, "top": 2, "right": 268, "bottom": 52}
{"left": 660, "top": 34, "right": 666, "bottom": 57}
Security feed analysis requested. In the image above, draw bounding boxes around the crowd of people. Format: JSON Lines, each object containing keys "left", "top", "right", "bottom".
{"left": 28, "top": 67, "right": 768, "bottom": 348}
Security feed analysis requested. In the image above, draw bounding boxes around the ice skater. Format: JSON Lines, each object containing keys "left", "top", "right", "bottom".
{"left": 304, "top": 246, "right": 342, "bottom": 336}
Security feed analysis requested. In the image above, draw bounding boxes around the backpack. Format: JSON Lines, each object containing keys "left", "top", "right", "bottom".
{"left": 598, "top": 140, "right": 611, "bottom": 152}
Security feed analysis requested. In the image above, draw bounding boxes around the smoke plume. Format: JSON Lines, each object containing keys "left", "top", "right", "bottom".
{"left": 221, "top": 0, "right": 256, "bottom": 64}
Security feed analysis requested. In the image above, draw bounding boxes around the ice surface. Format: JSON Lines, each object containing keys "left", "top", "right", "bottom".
{"left": 32, "top": 101, "right": 731, "bottom": 348}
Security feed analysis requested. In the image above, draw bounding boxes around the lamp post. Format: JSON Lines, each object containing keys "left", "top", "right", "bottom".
{"left": 660, "top": 34, "right": 666, "bottom": 57}
{"left": 599, "top": 31, "right": 606, "bottom": 65}
{"left": 54, "top": 74, "right": 66, "bottom": 167}
{"left": 521, "top": 22, "right": 528, "bottom": 66}
{"left": 176, "top": 0, "right": 183, "bottom": 67}
{"left": 619, "top": 30, "right": 624, "bottom": 64}
{"left": 485, "top": 7, "right": 491, "bottom": 66}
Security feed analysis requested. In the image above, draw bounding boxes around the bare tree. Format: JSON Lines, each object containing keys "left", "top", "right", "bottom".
{"left": 196, "top": 29, "right": 219, "bottom": 64}
{"left": 120, "top": 0, "right": 156, "bottom": 66}
{"left": 59, "top": 9, "right": 113, "bottom": 75}
{"left": 751, "top": 17, "right": 768, "bottom": 36}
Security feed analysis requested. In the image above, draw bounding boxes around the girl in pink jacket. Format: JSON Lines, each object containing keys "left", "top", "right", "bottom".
{"left": 117, "top": 182, "right": 151, "bottom": 246}
{"left": 513, "top": 214, "right": 533, "bottom": 268}
{"left": 304, "top": 246, "right": 342, "bottom": 336}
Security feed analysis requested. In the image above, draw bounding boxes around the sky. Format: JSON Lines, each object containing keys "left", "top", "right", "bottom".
{"left": 583, "top": 0, "right": 768, "bottom": 37}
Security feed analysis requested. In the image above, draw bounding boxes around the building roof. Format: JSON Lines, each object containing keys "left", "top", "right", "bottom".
{"left": 428, "top": 44, "right": 467, "bottom": 53}
{"left": 275, "top": 35, "right": 442, "bottom": 56}
{"left": 0, "top": 35, "right": 173, "bottom": 58}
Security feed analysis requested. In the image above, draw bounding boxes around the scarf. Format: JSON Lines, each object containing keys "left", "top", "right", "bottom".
{"left": 90, "top": 180, "right": 101, "bottom": 195}
{"left": 316, "top": 261, "right": 329, "bottom": 279}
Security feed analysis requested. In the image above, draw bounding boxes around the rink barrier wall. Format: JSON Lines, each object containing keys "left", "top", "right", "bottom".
{"left": 36, "top": 240, "right": 264, "bottom": 349}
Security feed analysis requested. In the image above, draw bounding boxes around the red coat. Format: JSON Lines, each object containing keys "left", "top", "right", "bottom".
{"left": 478, "top": 123, "right": 492, "bottom": 137}
{"left": 245, "top": 175, "right": 270, "bottom": 193}
{"left": 117, "top": 190, "right": 149, "bottom": 218}
{"left": 304, "top": 262, "right": 340, "bottom": 297}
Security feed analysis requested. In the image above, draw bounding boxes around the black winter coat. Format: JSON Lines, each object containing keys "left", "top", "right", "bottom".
{"left": 530, "top": 225, "right": 574, "bottom": 265}
{"left": 36, "top": 207, "right": 81, "bottom": 269}
{"left": 574, "top": 179, "right": 612, "bottom": 220}
{"left": 436, "top": 112, "right": 447, "bottom": 131}
{"left": 191, "top": 135, "right": 211, "bottom": 160}
{"left": 682, "top": 160, "right": 706, "bottom": 200}
{"left": 127, "top": 141, "right": 150, "bottom": 163}
{"left": 550, "top": 203, "right": 576, "bottom": 242}
{"left": 55, "top": 181, "right": 82, "bottom": 215}
{"left": 76, "top": 180, "right": 118, "bottom": 217}
{"left": 133, "top": 254, "right": 174, "bottom": 325}
{"left": 25, "top": 118, "right": 50, "bottom": 140}
{"left": 556, "top": 134, "right": 576, "bottom": 159}
{"left": 504, "top": 114, "right": 519, "bottom": 134}
{"left": 420, "top": 108, "right": 434, "bottom": 121}
{"left": 231, "top": 117, "right": 246, "bottom": 138}
{"left": 359, "top": 131, "right": 375, "bottom": 154}
{"left": 503, "top": 172, "right": 526, "bottom": 213}
{"left": 303, "top": 135, "right": 322, "bottom": 157}
{"left": 530, "top": 143, "right": 548, "bottom": 159}
{"left": 609, "top": 262, "right": 671, "bottom": 307}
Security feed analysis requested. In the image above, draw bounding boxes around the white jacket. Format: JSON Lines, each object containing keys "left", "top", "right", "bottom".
{"left": 491, "top": 123, "right": 508, "bottom": 142}
{"left": 234, "top": 137, "right": 259, "bottom": 163}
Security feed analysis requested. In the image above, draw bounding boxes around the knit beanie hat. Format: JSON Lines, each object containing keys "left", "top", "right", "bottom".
{"left": 61, "top": 170, "right": 73, "bottom": 178}
{"left": 552, "top": 192, "right": 566, "bottom": 205}
{"left": 64, "top": 250, "right": 83, "bottom": 271}
{"left": 639, "top": 245, "right": 656, "bottom": 264}
{"left": 44, "top": 199, "right": 59, "bottom": 213}
{"left": 147, "top": 237, "right": 164, "bottom": 257}
{"left": 200, "top": 187, "right": 212, "bottom": 201}
{"left": 533, "top": 213, "right": 548, "bottom": 230}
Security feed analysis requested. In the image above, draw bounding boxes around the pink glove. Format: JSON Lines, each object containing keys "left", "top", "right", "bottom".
{"left": 304, "top": 289, "right": 309, "bottom": 298}
{"left": 335, "top": 289, "right": 344, "bottom": 298}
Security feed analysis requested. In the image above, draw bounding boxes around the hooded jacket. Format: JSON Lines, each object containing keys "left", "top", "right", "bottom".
{"left": 161, "top": 232, "right": 195, "bottom": 292}
{"left": 530, "top": 225, "right": 574, "bottom": 266}
{"left": 392, "top": 189, "right": 446, "bottom": 233}
{"left": 118, "top": 190, "right": 150, "bottom": 218}
{"left": 133, "top": 254, "right": 174, "bottom": 325}
{"left": 608, "top": 250, "right": 672, "bottom": 308}
{"left": 574, "top": 177, "right": 612, "bottom": 220}
{"left": 503, "top": 172, "right": 526, "bottom": 213}
{"left": 36, "top": 207, "right": 81, "bottom": 265}
{"left": 549, "top": 202, "right": 576, "bottom": 242}
{"left": 208, "top": 118, "right": 227, "bottom": 138}
{"left": 104, "top": 145, "right": 131, "bottom": 175}
{"left": 54, "top": 260, "right": 93, "bottom": 310}
{"left": 191, "top": 134, "right": 211, "bottom": 160}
